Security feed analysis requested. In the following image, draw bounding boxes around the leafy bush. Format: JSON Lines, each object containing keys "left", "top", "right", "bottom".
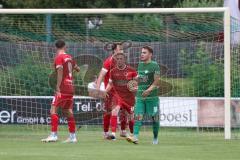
{"left": 180, "top": 44, "right": 224, "bottom": 97}
{"left": 177, "top": 0, "right": 223, "bottom": 7}
{"left": 0, "top": 54, "right": 52, "bottom": 96}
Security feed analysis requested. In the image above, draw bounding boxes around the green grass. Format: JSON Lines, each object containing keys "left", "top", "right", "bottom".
{"left": 0, "top": 125, "right": 240, "bottom": 160}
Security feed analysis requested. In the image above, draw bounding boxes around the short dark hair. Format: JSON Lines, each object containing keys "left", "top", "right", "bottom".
{"left": 142, "top": 46, "right": 153, "bottom": 54}
{"left": 112, "top": 42, "right": 122, "bottom": 51}
{"left": 55, "top": 40, "right": 66, "bottom": 49}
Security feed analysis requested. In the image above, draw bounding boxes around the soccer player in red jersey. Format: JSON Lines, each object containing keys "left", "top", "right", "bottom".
{"left": 96, "top": 43, "right": 129, "bottom": 138}
{"left": 42, "top": 40, "right": 80, "bottom": 143}
{"left": 105, "top": 52, "right": 137, "bottom": 140}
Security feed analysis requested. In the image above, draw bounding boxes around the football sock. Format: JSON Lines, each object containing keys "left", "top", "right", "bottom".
{"left": 133, "top": 120, "right": 142, "bottom": 138}
{"left": 110, "top": 115, "right": 117, "bottom": 132}
{"left": 67, "top": 116, "right": 76, "bottom": 133}
{"left": 152, "top": 121, "right": 159, "bottom": 139}
{"left": 103, "top": 113, "right": 111, "bottom": 132}
{"left": 51, "top": 114, "right": 59, "bottom": 132}
{"left": 120, "top": 118, "right": 127, "bottom": 131}
{"left": 129, "top": 119, "right": 134, "bottom": 134}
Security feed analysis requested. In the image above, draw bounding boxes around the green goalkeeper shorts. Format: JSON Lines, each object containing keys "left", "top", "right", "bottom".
{"left": 134, "top": 98, "right": 159, "bottom": 116}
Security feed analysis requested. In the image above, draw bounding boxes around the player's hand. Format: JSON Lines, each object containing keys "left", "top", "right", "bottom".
{"left": 102, "top": 91, "right": 109, "bottom": 99}
{"left": 142, "top": 89, "right": 151, "bottom": 97}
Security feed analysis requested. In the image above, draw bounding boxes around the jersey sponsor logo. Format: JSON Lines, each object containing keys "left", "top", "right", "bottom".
{"left": 114, "top": 79, "right": 128, "bottom": 86}
{"left": 138, "top": 75, "right": 148, "bottom": 82}
{"left": 0, "top": 110, "right": 16, "bottom": 123}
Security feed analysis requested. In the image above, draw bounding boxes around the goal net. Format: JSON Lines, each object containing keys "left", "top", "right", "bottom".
{"left": 0, "top": 8, "right": 238, "bottom": 139}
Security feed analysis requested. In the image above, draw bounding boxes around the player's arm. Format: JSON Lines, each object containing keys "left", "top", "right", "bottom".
{"left": 55, "top": 56, "right": 64, "bottom": 94}
{"left": 142, "top": 64, "right": 160, "bottom": 97}
{"left": 56, "top": 67, "right": 63, "bottom": 94}
{"left": 103, "top": 80, "right": 113, "bottom": 98}
{"left": 146, "top": 74, "right": 160, "bottom": 90}
{"left": 96, "top": 69, "right": 107, "bottom": 89}
{"left": 132, "top": 70, "right": 139, "bottom": 92}
{"left": 97, "top": 58, "right": 112, "bottom": 89}
{"left": 105, "top": 80, "right": 113, "bottom": 93}
{"left": 142, "top": 75, "right": 160, "bottom": 97}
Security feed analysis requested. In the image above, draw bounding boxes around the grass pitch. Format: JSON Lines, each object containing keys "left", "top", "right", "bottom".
{"left": 0, "top": 125, "right": 240, "bottom": 160}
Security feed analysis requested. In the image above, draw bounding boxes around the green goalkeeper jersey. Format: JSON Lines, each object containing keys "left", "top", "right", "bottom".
{"left": 137, "top": 61, "right": 160, "bottom": 101}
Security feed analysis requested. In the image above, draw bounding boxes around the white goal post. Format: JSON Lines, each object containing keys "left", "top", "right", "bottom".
{"left": 0, "top": 8, "right": 231, "bottom": 139}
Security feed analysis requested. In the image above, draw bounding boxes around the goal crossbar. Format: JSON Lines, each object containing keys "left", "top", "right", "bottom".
{"left": 0, "top": 8, "right": 228, "bottom": 14}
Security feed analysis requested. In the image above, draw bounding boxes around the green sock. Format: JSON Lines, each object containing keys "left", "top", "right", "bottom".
{"left": 133, "top": 120, "right": 142, "bottom": 138}
{"left": 152, "top": 121, "right": 159, "bottom": 139}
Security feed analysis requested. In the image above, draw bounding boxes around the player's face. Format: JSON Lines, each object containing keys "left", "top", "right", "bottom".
{"left": 140, "top": 48, "right": 152, "bottom": 62}
{"left": 116, "top": 54, "right": 126, "bottom": 67}
{"left": 114, "top": 45, "right": 123, "bottom": 55}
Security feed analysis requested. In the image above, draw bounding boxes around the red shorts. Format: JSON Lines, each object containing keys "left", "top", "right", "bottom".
{"left": 103, "top": 91, "right": 117, "bottom": 112}
{"left": 117, "top": 98, "right": 134, "bottom": 114}
{"left": 51, "top": 93, "right": 73, "bottom": 109}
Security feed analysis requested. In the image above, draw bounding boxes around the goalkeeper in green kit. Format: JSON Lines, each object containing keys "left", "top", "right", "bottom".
{"left": 127, "top": 46, "right": 160, "bottom": 145}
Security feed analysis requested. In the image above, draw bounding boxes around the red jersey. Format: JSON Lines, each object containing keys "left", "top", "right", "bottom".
{"left": 102, "top": 55, "right": 116, "bottom": 88}
{"left": 54, "top": 53, "right": 76, "bottom": 95}
{"left": 109, "top": 66, "right": 137, "bottom": 107}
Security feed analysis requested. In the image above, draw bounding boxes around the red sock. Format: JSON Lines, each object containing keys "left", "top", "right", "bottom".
{"left": 103, "top": 113, "right": 111, "bottom": 132}
{"left": 110, "top": 115, "right": 118, "bottom": 133}
{"left": 129, "top": 119, "right": 134, "bottom": 134}
{"left": 120, "top": 114, "right": 127, "bottom": 131}
{"left": 67, "top": 116, "right": 76, "bottom": 133}
{"left": 51, "top": 114, "right": 59, "bottom": 132}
